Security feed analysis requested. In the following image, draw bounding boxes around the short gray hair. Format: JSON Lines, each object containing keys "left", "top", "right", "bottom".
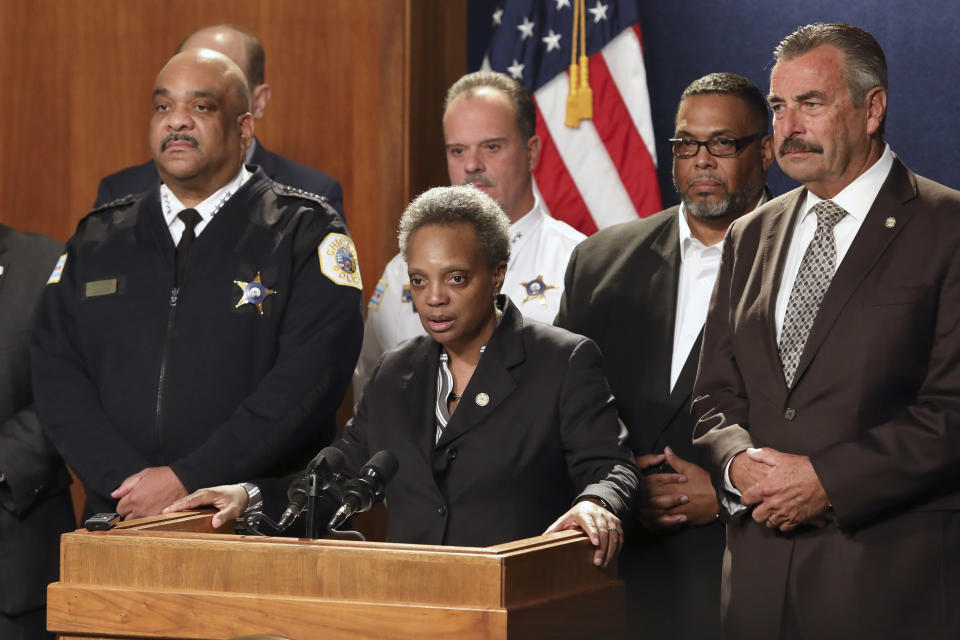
{"left": 444, "top": 71, "right": 537, "bottom": 141}
{"left": 774, "top": 23, "right": 887, "bottom": 133}
{"left": 398, "top": 186, "right": 511, "bottom": 268}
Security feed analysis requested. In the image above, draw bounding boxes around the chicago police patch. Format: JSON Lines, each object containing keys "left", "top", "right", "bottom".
{"left": 318, "top": 233, "right": 362, "bottom": 290}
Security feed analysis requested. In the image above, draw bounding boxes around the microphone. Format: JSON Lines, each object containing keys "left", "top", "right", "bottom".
{"left": 277, "top": 446, "right": 346, "bottom": 529}
{"left": 328, "top": 450, "right": 398, "bottom": 531}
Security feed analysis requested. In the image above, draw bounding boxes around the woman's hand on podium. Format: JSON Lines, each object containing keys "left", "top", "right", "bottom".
{"left": 163, "top": 484, "right": 249, "bottom": 528}
{"left": 543, "top": 499, "right": 623, "bottom": 568}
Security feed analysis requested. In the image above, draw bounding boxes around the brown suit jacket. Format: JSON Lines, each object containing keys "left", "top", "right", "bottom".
{"left": 692, "top": 158, "right": 960, "bottom": 638}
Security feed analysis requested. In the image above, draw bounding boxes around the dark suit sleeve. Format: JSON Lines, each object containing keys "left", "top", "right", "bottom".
{"left": 691, "top": 228, "right": 754, "bottom": 497}
{"left": 554, "top": 244, "right": 582, "bottom": 332}
{"left": 560, "top": 337, "right": 640, "bottom": 521}
{"left": 811, "top": 238, "right": 960, "bottom": 530}
{"left": 0, "top": 407, "right": 69, "bottom": 515}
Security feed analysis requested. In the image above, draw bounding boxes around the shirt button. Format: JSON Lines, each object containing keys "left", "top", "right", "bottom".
{"left": 784, "top": 408, "right": 797, "bottom": 421}
{"left": 437, "top": 505, "right": 447, "bottom": 515}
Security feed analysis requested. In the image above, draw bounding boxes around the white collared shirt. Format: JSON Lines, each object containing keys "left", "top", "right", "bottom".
{"left": 160, "top": 166, "right": 251, "bottom": 245}
{"left": 354, "top": 196, "right": 585, "bottom": 396}
{"left": 670, "top": 192, "right": 768, "bottom": 391}
{"left": 774, "top": 144, "right": 895, "bottom": 340}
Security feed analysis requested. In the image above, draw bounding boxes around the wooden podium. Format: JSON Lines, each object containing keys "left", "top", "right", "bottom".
{"left": 48, "top": 512, "right": 625, "bottom": 639}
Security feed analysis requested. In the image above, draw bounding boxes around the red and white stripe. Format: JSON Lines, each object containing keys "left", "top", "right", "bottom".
{"left": 533, "top": 25, "right": 662, "bottom": 234}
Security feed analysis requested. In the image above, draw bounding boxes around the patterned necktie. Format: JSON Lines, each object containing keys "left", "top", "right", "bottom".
{"left": 175, "top": 208, "right": 202, "bottom": 286}
{"left": 778, "top": 200, "right": 847, "bottom": 387}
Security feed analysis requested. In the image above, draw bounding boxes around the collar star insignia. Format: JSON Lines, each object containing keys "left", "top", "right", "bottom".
{"left": 234, "top": 271, "right": 277, "bottom": 315}
{"left": 519, "top": 274, "right": 556, "bottom": 307}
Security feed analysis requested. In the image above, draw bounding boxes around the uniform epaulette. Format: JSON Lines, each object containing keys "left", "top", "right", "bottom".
{"left": 270, "top": 180, "right": 330, "bottom": 207}
{"left": 85, "top": 193, "right": 140, "bottom": 217}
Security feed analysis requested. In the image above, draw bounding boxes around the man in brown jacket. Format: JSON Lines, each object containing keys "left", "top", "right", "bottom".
{"left": 693, "top": 23, "right": 960, "bottom": 638}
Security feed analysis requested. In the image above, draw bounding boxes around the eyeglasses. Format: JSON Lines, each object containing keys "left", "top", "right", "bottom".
{"left": 668, "top": 132, "right": 765, "bottom": 158}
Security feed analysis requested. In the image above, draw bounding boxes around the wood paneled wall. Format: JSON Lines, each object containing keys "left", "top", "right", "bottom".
{"left": 0, "top": 0, "right": 465, "bottom": 520}
{"left": 0, "top": 0, "right": 465, "bottom": 302}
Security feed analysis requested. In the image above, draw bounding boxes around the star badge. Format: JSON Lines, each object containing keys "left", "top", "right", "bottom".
{"left": 234, "top": 271, "right": 278, "bottom": 315}
{"left": 519, "top": 274, "right": 556, "bottom": 307}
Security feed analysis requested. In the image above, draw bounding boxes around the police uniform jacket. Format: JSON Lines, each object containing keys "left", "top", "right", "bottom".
{"left": 335, "top": 296, "right": 640, "bottom": 547}
{"left": 31, "top": 169, "right": 364, "bottom": 516}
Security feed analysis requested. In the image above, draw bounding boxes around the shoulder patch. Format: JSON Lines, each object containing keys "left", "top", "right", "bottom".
{"left": 368, "top": 279, "right": 387, "bottom": 310}
{"left": 47, "top": 253, "right": 67, "bottom": 284}
{"left": 318, "top": 233, "right": 362, "bottom": 290}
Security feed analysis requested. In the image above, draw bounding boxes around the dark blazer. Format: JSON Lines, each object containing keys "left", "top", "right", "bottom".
{"left": 557, "top": 206, "right": 724, "bottom": 638}
{"left": 93, "top": 137, "right": 346, "bottom": 221}
{"left": 693, "top": 158, "right": 960, "bottom": 638}
{"left": 335, "top": 296, "right": 640, "bottom": 547}
{"left": 0, "top": 226, "right": 74, "bottom": 618}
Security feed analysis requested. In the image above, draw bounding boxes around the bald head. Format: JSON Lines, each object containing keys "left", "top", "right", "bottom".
{"left": 150, "top": 49, "right": 254, "bottom": 205}
{"left": 178, "top": 25, "right": 271, "bottom": 120}
{"left": 156, "top": 49, "right": 251, "bottom": 115}
{"left": 179, "top": 25, "right": 264, "bottom": 86}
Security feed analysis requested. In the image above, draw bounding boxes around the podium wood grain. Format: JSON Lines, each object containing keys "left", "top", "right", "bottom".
{"left": 49, "top": 512, "right": 624, "bottom": 639}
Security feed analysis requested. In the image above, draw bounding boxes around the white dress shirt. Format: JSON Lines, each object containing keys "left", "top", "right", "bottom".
{"left": 670, "top": 192, "right": 769, "bottom": 391}
{"left": 160, "top": 165, "right": 251, "bottom": 245}
{"left": 721, "top": 145, "right": 895, "bottom": 508}
{"left": 353, "top": 196, "right": 585, "bottom": 396}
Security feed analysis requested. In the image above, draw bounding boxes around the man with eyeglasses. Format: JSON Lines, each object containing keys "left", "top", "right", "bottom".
{"left": 556, "top": 72, "right": 773, "bottom": 638}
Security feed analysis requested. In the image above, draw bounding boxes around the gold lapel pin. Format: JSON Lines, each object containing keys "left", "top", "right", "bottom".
{"left": 884, "top": 217, "right": 896, "bottom": 229}
{"left": 475, "top": 393, "right": 490, "bottom": 407}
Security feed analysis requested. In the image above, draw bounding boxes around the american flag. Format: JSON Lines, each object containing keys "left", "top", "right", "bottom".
{"left": 483, "top": 0, "right": 661, "bottom": 234}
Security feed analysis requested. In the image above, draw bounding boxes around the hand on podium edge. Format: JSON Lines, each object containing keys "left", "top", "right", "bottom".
{"left": 112, "top": 465, "right": 187, "bottom": 520}
{"left": 164, "top": 484, "right": 249, "bottom": 529}
{"left": 543, "top": 498, "right": 623, "bottom": 568}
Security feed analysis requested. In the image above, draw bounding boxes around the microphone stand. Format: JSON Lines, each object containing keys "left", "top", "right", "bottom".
{"left": 305, "top": 467, "right": 324, "bottom": 540}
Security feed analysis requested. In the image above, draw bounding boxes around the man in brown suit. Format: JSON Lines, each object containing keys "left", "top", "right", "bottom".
{"left": 693, "top": 23, "right": 960, "bottom": 638}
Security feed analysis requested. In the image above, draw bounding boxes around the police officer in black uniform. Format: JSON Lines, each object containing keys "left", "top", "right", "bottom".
{"left": 31, "top": 48, "right": 363, "bottom": 522}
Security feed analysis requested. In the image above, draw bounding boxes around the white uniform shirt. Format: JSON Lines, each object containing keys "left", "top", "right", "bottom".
{"left": 161, "top": 166, "right": 251, "bottom": 244}
{"left": 354, "top": 197, "right": 585, "bottom": 395}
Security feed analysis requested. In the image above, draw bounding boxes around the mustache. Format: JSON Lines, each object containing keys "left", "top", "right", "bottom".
{"left": 462, "top": 173, "right": 495, "bottom": 188}
{"left": 161, "top": 133, "right": 199, "bottom": 151}
{"left": 686, "top": 173, "right": 726, "bottom": 189}
{"left": 779, "top": 137, "right": 823, "bottom": 156}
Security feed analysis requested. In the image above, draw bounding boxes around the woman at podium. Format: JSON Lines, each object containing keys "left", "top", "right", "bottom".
{"left": 167, "top": 186, "right": 640, "bottom": 568}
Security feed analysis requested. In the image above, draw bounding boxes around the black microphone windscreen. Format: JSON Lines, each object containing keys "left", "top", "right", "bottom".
{"left": 310, "top": 446, "right": 346, "bottom": 473}
{"left": 363, "top": 450, "right": 399, "bottom": 481}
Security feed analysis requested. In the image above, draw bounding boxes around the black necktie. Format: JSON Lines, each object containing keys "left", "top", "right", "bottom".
{"left": 175, "top": 208, "right": 202, "bottom": 286}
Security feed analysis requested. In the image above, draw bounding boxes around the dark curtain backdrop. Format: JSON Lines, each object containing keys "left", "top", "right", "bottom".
{"left": 467, "top": 1, "right": 960, "bottom": 205}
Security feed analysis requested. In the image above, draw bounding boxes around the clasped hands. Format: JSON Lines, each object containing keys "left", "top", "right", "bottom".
{"left": 730, "top": 447, "right": 831, "bottom": 532}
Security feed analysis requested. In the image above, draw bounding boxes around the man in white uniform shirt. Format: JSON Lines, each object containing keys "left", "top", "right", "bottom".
{"left": 355, "top": 71, "right": 584, "bottom": 394}
{"left": 556, "top": 73, "right": 773, "bottom": 638}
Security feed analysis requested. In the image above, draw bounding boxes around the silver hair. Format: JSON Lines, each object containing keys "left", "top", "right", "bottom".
{"left": 774, "top": 23, "right": 887, "bottom": 133}
{"left": 398, "top": 185, "right": 511, "bottom": 268}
